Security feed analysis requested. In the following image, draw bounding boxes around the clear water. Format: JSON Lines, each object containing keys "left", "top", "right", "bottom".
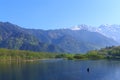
{"left": 0, "top": 60, "right": 120, "bottom": 80}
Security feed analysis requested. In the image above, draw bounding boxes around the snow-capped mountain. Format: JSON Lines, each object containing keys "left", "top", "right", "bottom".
{"left": 70, "top": 24, "right": 97, "bottom": 31}
{"left": 70, "top": 24, "right": 90, "bottom": 30}
{"left": 97, "top": 24, "right": 120, "bottom": 43}
{"left": 70, "top": 24, "right": 120, "bottom": 44}
{"left": 0, "top": 22, "right": 119, "bottom": 53}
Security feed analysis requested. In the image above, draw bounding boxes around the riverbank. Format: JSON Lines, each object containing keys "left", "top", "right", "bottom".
{"left": 0, "top": 48, "right": 57, "bottom": 62}
{"left": 1, "top": 46, "right": 120, "bottom": 62}
{"left": 56, "top": 46, "right": 120, "bottom": 60}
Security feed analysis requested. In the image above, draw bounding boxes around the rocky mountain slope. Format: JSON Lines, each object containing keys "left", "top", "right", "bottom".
{"left": 70, "top": 24, "right": 120, "bottom": 44}
{"left": 0, "top": 22, "right": 63, "bottom": 52}
{"left": 29, "top": 28, "right": 118, "bottom": 53}
{"left": 0, "top": 22, "right": 118, "bottom": 53}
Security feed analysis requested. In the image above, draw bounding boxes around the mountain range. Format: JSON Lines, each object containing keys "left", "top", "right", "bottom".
{"left": 0, "top": 22, "right": 119, "bottom": 53}
{"left": 70, "top": 24, "right": 120, "bottom": 43}
{"left": 0, "top": 22, "right": 63, "bottom": 53}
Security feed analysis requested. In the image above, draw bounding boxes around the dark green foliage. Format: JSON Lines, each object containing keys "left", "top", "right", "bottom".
{"left": 56, "top": 46, "right": 120, "bottom": 60}
{"left": 98, "top": 46, "right": 120, "bottom": 59}
{"left": 56, "top": 52, "right": 105, "bottom": 60}
{"left": 55, "top": 54, "right": 66, "bottom": 58}
{"left": 86, "top": 51, "right": 105, "bottom": 59}
{"left": 55, "top": 54, "right": 74, "bottom": 60}
{"left": 73, "top": 54, "right": 87, "bottom": 59}
{"left": 74, "top": 46, "right": 120, "bottom": 60}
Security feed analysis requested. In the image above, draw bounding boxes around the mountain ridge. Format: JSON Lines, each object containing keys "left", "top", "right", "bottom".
{"left": 28, "top": 27, "right": 118, "bottom": 53}
{"left": 0, "top": 22, "right": 119, "bottom": 53}
{"left": 0, "top": 22, "right": 64, "bottom": 53}
{"left": 70, "top": 24, "right": 120, "bottom": 43}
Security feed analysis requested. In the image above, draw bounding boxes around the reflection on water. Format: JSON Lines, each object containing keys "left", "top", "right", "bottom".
{"left": 0, "top": 60, "right": 120, "bottom": 80}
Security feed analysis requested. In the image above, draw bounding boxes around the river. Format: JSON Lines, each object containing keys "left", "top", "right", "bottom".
{"left": 0, "top": 59, "right": 120, "bottom": 80}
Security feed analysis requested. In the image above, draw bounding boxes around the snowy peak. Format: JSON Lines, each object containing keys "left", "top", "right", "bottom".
{"left": 99, "top": 24, "right": 120, "bottom": 29}
{"left": 70, "top": 24, "right": 98, "bottom": 32}
{"left": 69, "top": 24, "right": 120, "bottom": 44}
{"left": 97, "top": 24, "right": 120, "bottom": 42}
{"left": 99, "top": 24, "right": 110, "bottom": 27}
{"left": 70, "top": 26, "right": 81, "bottom": 30}
{"left": 98, "top": 24, "right": 120, "bottom": 33}
{"left": 70, "top": 24, "right": 90, "bottom": 30}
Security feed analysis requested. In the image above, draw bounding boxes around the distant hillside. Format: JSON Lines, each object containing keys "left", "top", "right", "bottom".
{"left": 28, "top": 29, "right": 118, "bottom": 53}
{"left": 0, "top": 22, "right": 63, "bottom": 52}
{"left": 70, "top": 24, "right": 120, "bottom": 44}
{"left": 0, "top": 22, "right": 118, "bottom": 53}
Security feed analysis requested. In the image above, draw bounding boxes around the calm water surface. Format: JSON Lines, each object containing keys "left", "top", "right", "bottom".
{"left": 0, "top": 60, "right": 120, "bottom": 80}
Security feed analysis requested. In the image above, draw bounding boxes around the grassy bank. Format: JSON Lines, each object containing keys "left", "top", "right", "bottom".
{"left": 0, "top": 48, "right": 57, "bottom": 62}
{"left": 1, "top": 46, "right": 120, "bottom": 62}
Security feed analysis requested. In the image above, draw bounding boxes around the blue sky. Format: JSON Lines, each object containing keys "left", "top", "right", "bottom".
{"left": 0, "top": 0, "right": 120, "bottom": 30}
